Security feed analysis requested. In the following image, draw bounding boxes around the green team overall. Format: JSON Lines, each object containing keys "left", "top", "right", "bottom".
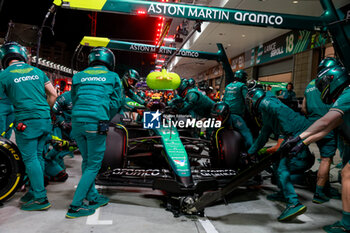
{"left": 0, "top": 42, "right": 57, "bottom": 210}
{"left": 122, "top": 69, "right": 146, "bottom": 106}
{"left": 223, "top": 70, "right": 253, "bottom": 149}
{"left": 284, "top": 66, "right": 350, "bottom": 233}
{"left": 0, "top": 74, "right": 15, "bottom": 139}
{"left": 66, "top": 47, "right": 123, "bottom": 218}
{"left": 302, "top": 57, "right": 341, "bottom": 204}
{"left": 44, "top": 91, "right": 74, "bottom": 181}
{"left": 52, "top": 91, "right": 73, "bottom": 139}
{"left": 246, "top": 89, "right": 314, "bottom": 221}
{"left": 177, "top": 79, "right": 215, "bottom": 118}
{"left": 51, "top": 91, "right": 74, "bottom": 168}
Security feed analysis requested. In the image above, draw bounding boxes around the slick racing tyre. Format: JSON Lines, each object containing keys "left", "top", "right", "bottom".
{"left": 211, "top": 128, "right": 242, "bottom": 169}
{"left": 0, "top": 137, "right": 24, "bottom": 202}
{"left": 100, "top": 125, "right": 127, "bottom": 173}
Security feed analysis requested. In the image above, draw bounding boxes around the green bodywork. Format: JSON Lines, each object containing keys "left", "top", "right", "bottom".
{"left": 154, "top": 127, "right": 191, "bottom": 177}
{"left": 126, "top": 100, "right": 143, "bottom": 108}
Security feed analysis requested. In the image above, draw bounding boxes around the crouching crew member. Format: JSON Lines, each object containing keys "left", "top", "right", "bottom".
{"left": 246, "top": 88, "right": 314, "bottom": 221}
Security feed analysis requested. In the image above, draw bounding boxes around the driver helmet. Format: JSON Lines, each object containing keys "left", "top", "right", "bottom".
{"left": 234, "top": 69, "right": 248, "bottom": 83}
{"left": 317, "top": 57, "right": 342, "bottom": 74}
{"left": 123, "top": 69, "right": 140, "bottom": 86}
{"left": 177, "top": 78, "right": 189, "bottom": 97}
{"left": 0, "top": 42, "right": 28, "bottom": 68}
{"left": 88, "top": 47, "right": 115, "bottom": 71}
{"left": 210, "top": 102, "right": 230, "bottom": 124}
{"left": 316, "top": 65, "right": 350, "bottom": 104}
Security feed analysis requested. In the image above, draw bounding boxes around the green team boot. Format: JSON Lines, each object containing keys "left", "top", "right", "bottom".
{"left": 278, "top": 203, "right": 307, "bottom": 222}
{"left": 66, "top": 204, "right": 95, "bottom": 218}
{"left": 88, "top": 195, "right": 109, "bottom": 209}
{"left": 20, "top": 191, "right": 34, "bottom": 203}
{"left": 20, "top": 198, "right": 51, "bottom": 211}
{"left": 313, "top": 192, "right": 330, "bottom": 204}
{"left": 323, "top": 221, "right": 350, "bottom": 233}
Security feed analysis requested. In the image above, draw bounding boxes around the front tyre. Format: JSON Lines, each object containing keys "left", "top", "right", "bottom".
{"left": 0, "top": 137, "right": 24, "bottom": 202}
{"left": 211, "top": 128, "right": 242, "bottom": 169}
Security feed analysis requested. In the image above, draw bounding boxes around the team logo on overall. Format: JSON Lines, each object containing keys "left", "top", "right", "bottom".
{"left": 143, "top": 110, "right": 161, "bottom": 129}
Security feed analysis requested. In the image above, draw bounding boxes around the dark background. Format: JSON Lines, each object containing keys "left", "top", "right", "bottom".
{"left": 0, "top": 0, "right": 158, "bottom": 76}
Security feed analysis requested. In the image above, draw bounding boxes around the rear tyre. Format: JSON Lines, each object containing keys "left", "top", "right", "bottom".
{"left": 211, "top": 129, "right": 242, "bottom": 169}
{"left": 100, "top": 125, "right": 127, "bottom": 173}
{"left": 0, "top": 137, "right": 24, "bottom": 202}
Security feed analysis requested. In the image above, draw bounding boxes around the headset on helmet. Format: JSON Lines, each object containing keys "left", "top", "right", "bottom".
{"left": 210, "top": 102, "right": 230, "bottom": 124}
{"left": 245, "top": 88, "right": 266, "bottom": 116}
{"left": 317, "top": 57, "right": 342, "bottom": 74}
{"left": 234, "top": 69, "right": 248, "bottom": 83}
{"left": 316, "top": 65, "right": 350, "bottom": 104}
{"left": 177, "top": 78, "right": 189, "bottom": 97}
{"left": 88, "top": 47, "right": 115, "bottom": 71}
{"left": 0, "top": 42, "right": 28, "bottom": 68}
{"left": 124, "top": 69, "right": 140, "bottom": 83}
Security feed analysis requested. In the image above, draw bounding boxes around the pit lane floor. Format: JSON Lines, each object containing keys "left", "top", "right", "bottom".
{"left": 1, "top": 138, "right": 343, "bottom": 233}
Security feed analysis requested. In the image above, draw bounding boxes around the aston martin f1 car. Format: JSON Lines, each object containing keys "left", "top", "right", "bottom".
{"left": 96, "top": 99, "right": 248, "bottom": 216}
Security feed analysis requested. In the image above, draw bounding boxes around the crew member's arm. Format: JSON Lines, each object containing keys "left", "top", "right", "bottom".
{"left": 52, "top": 95, "right": 66, "bottom": 124}
{"left": 45, "top": 82, "right": 57, "bottom": 108}
{"left": 127, "top": 88, "right": 145, "bottom": 105}
{"left": 179, "top": 92, "right": 198, "bottom": 114}
{"left": 300, "top": 110, "right": 343, "bottom": 145}
{"left": 109, "top": 78, "right": 125, "bottom": 119}
{"left": 248, "top": 124, "right": 272, "bottom": 154}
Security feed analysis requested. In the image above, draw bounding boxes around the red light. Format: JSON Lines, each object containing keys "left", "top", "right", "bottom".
{"left": 158, "top": 24, "right": 161, "bottom": 26}
{"left": 136, "top": 10, "right": 146, "bottom": 15}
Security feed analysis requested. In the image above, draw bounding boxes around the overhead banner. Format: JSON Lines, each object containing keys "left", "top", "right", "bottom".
{"left": 80, "top": 36, "right": 220, "bottom": 60}
{"left": 54, "top": 0, "right": 326, "bottom": 31}
{"left": 253, "top": 30, "right": 328, "bottom": 65}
